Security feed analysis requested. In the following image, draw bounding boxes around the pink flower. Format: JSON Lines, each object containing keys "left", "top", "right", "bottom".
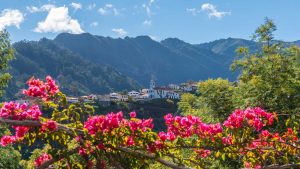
{"left": 195, "top": 149, "right": 211, "bottom": 158}
{"left": 244, "top": 162, "right": 251, "bottom": 168}
{"left": 223, "top": 107, "right": 274, "bottom": 131}
{"left": 0, "top": 136, "right": 16, "bottom": 146}
{"left": 78, "top": 147, "right": 86, "bottom": 156}
{"left": 0, "top": 102, "right": 42, "bottom": 121}
{"left": 23, "top": 76, "right": 59, "bottom": 100}
{"left": 34, "top": 153, "right": 52, "bottom": 167}
{"left": 158, "top": 132, "right": 167, "bottom": 142}
{"left": 166, "top": 132, "right": 176, "bottom": 141}
{"left": 154, "top": 140, "right": 164, "bottom": 149}
{"left": 126, "top": 136, "right": 134, "bottom": 146}
{"left": 129, "top": 112, "right": 136, "bottom": 118}
{"left": 14, "top": 126, "right": 30, "bottom": 138}
{"left": 41, "top": 120, "right": 57, "bottom": 132}
{"left": 222, "top": 136, "right": 233, "bottom": 145}
{"left": 97, "top": 142, "right": 105, "bottom": 150}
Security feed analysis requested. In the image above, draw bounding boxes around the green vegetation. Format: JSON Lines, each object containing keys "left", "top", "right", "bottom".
{"left": 0, "top": 31, "right": 21, "bottom": 168}
{"left": 179, "top": 78, "right": 234, "bottom": 123}
{"left": 0, "top": 30, "right": 14, "bottom": 98}
{"left": 179, "top": 18, "right": 300, "bottom": 128}
{"left": 6, "top": 39, "right": 140, "bottom": 99}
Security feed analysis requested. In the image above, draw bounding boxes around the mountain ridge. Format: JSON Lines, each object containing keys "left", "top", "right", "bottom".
{"left": 7, "top": 33, "right": 299, "bottom": 98}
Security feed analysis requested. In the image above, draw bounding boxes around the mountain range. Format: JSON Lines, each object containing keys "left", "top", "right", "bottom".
{"left": 6, "top": 33, "right": 300, "bottom": 98}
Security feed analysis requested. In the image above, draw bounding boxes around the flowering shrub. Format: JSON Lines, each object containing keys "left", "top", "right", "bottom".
{"left": 0, "top": 76, "right": 299, "bottom": 169}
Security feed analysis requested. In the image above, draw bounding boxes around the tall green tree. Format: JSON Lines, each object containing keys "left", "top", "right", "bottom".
{"left": 0, "top": 30, "right": 14, "bottom": 97}
{"left": 0, "top": 31, "right": 20, "bottom": 168}
{"left": 179, "top": 78, "right": 235, "bottom": 122}
{"left": 232, "top": 18, "right": 300, "bottom": 116}
{"left": 178, "top": 18, "right": 300, "bottom": 127}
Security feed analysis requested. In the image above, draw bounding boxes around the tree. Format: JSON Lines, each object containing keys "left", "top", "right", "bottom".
{"left": 0, "top": 76, "right": 298, "bottom": 169}
{"left": 179, "top": 78, "right": 235, "bottom": 123}
{"left": 0, "top": 30, "right": 14, "bottom": 97}
{"left": 0, "top": 30, "right": 20, "bottom": 169}
{"left": 232, "top": 18, "right": 300, "bottom": 123}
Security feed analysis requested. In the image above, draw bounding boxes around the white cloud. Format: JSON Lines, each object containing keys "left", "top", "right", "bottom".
{"left": 0, "top": 9, "right": 24, "bottom": 31}
{"left": 87, "top": 3, "right": 96, "bottom": 10}
{"left": 90, "top": 21, "right": 98, "bottom": 27}
{"left": 143, "top": 20, "right": 152, "bottom": 26}
{"left": 112, "top": 28, "right": 127, "bottom": 37}
{"left": 98, "top": 4, "right": 119, "bottom": 16}
{"left": 70, "top": 2, "right": 82, "bottom": 10}
{"left": 186, "top": 8, "right": 199, "bottom": 16}
{"left": 34, "top": 6, "right": 83, "bottom": 34}
{"left": 201, "top": 3, "right": 230, "bottom": 19}
{"left": 26, "top": 4, "right": 55, "bottom": 13}
{"left": 26, "top": 6, "right": 39, "bottom": 13}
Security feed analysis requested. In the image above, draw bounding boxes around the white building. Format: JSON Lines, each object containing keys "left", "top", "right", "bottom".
{"left": 66, "top": 97, "right": 79, "bottom": 103}
{"left": 110, "top": 92, "right": 121, "bottom": 101}
{"left": 168, "top": 84, "right": 180, "bottom": 90}
{"left": 128, "top": 91, "right": 140, "bottom": 97}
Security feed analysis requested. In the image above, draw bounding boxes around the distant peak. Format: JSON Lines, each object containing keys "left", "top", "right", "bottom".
{"left": 134, "top": 35, "right": 153, "bottom": 41}
{"left": 161, "top": 37, "right": 190, "bottom": 46}
{"left": 55, "top": 32, "right": 93, "bottom": 39}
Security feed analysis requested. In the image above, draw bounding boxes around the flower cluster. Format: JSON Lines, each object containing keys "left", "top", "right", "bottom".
{"left": 0, "top": 102, "right": 41, "bottom": 120}
{"left": 223, "top": 107, "right": 274, "bottom": 131}
{"left": 84, "top": 112, "right": 124, "bottom": 135}
{"left": 34, "top": 153, "right": 52, "bottom": 167}
{"left": 0, "top": 102, "right": 42, "bottom": 146}
{"left": 222, "top": 135, "right": 233, "bottom": 145}
{"left": 195, "top": 149, "right": 211, "bottom": 158}
{"left": 84, "top": 112, "right": 154, "bottom": 136}
{"left": 41, "top": 120, "right": 58, "bottom": 132}
{"left": 23, "top": 76, "right": 59, "bottom": 100}
{"left": 0, "top": 136, "right": 16, "bottom": 146}
{"left": 161, "top": 114, "right": 223, "bottom": 141}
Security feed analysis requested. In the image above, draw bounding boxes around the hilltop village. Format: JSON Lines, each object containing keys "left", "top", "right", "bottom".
{"left": 66, "top": 80, "right": 198, "bottom": 104}
{"left": 14, "top": 80, "right": 198, "bottom": 105}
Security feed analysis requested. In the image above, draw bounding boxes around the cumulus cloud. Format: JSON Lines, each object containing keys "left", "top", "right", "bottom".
{"left": 201, "top": 3, "right": 230, "bottom": 19}
{"left": 98, "top": 4, "right": 119, "bottom": 16}
{"left": 90, "top": 21, "right": 98, "bottom": 27}
{"left": 26, "top": 4, "right": 55, "bottom": 13}
{"left": 70, "top": 2, "right": 82, "bottom": 10}
{"left": 112, "top": 28, "right": 127, "bottom": 37}
{"left": 0, "top": 9, "right": 24, "bottom": 30}
{"left": 34, "top": 6, "right": 83, "bottom": 34}
{"left": 143, "top": 20, "right": 152, "bottom": 26}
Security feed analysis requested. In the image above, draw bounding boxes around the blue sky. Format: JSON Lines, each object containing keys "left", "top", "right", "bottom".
{"left": 1, "top": 0, "right": 300, "bottom": 43}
